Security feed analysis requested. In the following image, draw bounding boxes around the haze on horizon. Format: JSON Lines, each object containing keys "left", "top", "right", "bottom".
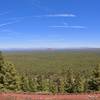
{"left": 0, "top": 0, "right": 100, "bottom": 49}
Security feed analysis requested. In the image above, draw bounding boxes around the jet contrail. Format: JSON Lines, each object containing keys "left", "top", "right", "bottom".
{"left": 49, "top": 25, "right": 86, "bottom": 29}
{"left": 31, "top": 0, "right": 49, "bottom": 12}
{"left": 0, "top": 20, "right": 20, "bottom": 28}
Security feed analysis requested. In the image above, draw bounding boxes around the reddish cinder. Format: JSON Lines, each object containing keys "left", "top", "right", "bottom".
{"left": 0, "top": 93, "right": 100, "bottom": 100}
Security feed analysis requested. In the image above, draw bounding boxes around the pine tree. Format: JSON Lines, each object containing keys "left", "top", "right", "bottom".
{"left": 58, "top": 78, "right": 65, "bottom": 93}
{"left": 0, "top": 51, "right": 4, "bottom": 62}
{"left": 93, "top": 64, "right": 100, "bottom": 78}
{"left": 42, "top": 78, "right": 50, "bottom": 92}
{"left": 74, "top": 72, "right": 85, "bottom": 93}
{"left": 28, "top": 77, "right": 36, "bottom": 92}
{"left": 0, "top": 51, "right": 21, "bottom": 92}
{"left": 88, "top": 64, "right": 100, "bottom": 91}
{"left": 20, "top": 75, "right": 29, "bottom": 92}
{"left": 36, "top": 75, "right": 43, "bottom": 91}
{"left": 49, "top": 76, "right": 57, "bottom": 93}
{"left": 64, "top": 69, "right": 75, "bottom": 93}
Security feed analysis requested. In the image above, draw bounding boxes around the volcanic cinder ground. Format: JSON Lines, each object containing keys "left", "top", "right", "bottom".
{"left": 0, "top": 93, "right": 100, "bottom": 100}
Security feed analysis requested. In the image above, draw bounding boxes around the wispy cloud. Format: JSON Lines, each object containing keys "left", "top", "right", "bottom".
{"left": 7, "top": 13, "right": 76, "bottom": 21}
{"left": 44, "top": 14, "right": 76, "bottom": 17}
{"left": 35, "top": 13, "right": 76, "bottom": 18}
{"left": 49, "top": 24, "right": 86, "bottom": 29}
{"left": 31, "top": 0, "right": 49, "bottom": 12}
{"left": 31, "top": 0, "right": 75, "bottom": 17}
{"left": 0, "top": 20, "right": 20, "bottom": 28}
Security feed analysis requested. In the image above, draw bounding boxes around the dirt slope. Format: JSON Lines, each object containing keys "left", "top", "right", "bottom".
{"left": 0, "top": 93, "right": 100, "bottom": 100}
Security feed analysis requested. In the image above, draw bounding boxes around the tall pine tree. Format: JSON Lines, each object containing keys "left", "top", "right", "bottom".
{"left": 0, "top": 51, "right": 21, "bottom": 92}
{"left": 88, "top": 64, "right": 100, "bottom": 91}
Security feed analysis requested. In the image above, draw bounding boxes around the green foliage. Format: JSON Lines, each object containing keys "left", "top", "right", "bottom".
{"left": 93, "top": 64, "right": 100, "bottom": 78}
{"left": 74, "top": 72, "right": 85, "bottom": 93}
{"left": 4, "top": 50, "right": 100, "bottom": 74}
{"left": 19, "top": 65, "right": 100, "bottom": 93}
{"left": 64, "top": 69, "right": 75, "bottom": 93}
{"left": 28, "top": 77, "right": 37, "bottom": 92}
{"left": 20, "top": 75, "right": 29, "bottom": 92}
{"left": 42, "top": 78, "right": 50, "bottom": 92}
{"left": 88, "top": 64, "right": 100, "bottom": 91}
{"left": 0, "top": 51, "right": 21, "bottom": 92}
{"left": 1, "top": 50, "right": 100, "bottom": 93}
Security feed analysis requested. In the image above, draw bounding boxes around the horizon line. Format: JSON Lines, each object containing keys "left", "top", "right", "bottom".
{"left": 1, "top": 47, "right": 100, "bottom": 50}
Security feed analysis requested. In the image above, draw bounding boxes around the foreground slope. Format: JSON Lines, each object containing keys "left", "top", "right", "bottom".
{"left": 0, "top": 93, "right": 100, "bottom": 100}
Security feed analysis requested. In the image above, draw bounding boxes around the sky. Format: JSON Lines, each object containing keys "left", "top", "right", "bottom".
{"left": 0, "top": 0, "right": 100, "bottom": 49}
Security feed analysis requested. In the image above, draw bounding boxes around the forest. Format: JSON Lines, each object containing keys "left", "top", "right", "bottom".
{"left": 0, "top": 50, "right": 100, "bottom": 93}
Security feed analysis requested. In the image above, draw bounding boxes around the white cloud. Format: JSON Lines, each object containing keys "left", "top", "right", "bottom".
{"left": 44, "top": 14, "right": 76, "bottom": 17}
{"left": 6, "top": 13, "right": 76, "bottom": 22}
{"left": 48, "top": 23, "right": 86, "bottom": 29}
{"left": 35, "top": 14, "right": 76, "bottom": 18}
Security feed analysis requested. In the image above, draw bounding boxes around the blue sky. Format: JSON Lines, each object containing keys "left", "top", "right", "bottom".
{"left": 0, "top": 0, "right": 100, "bottom": 49}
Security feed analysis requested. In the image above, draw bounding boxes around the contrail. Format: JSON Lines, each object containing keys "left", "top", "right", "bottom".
{"left": 49, "top": 25, "right": 86, "bottom": 29}
{"left": 5, "top": 13, "right": 75, "bottom": 22}
{"left": 31, "top": 0, "right": 49, "bottom": 12}
{"left": 43, "top": 14, "right": 76, "bottom": 17}
{"left": 0, "top": 20, "right": 20, "bottom": 28}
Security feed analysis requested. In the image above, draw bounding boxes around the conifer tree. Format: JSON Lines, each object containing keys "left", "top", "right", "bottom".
{"left": 58, "top": 78, "right": 65, "bottom": 93}
{"left": 49, "top": 76, "right": 56, "bottom": 93}
{"left": 64, "top": 68, "right": 75, "bottom": 93}
{"left": 0, "top": 51, "right": 21, "bottom": 92}
{"left": 88, "top": 64, "right": 100, "bottom": 91}
{"left": 74, "top": 72, "right": 85, "bottom": 93}
{"left": 42, "top": 78, "right": 50, "bottom": 92}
